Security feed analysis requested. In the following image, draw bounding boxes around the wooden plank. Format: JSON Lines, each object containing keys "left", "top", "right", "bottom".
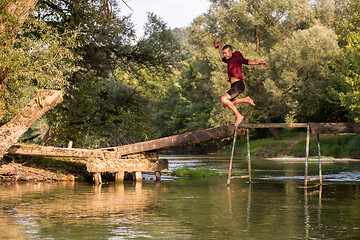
{"left": 309, "top": 123, "right": 360, "bottom": 134}
{"left": 307, "top": 176, "right": 322, "bottom": 182}
{"left": 7, "top": 144, "right": 105, "bottom": 159}
{"left": 107, "top": 125, "right": 237, "bottom": 156}
{"left": 238, "top": 123, "right": 308, "bottom": 128}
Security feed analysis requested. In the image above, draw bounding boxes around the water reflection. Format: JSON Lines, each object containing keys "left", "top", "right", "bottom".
{"left": 227, "top": 183, "right": 252, "bottom": 233}
{"left": 0, "top": 156, "right": 359, "bottom": 239}
{"left": 304, "top": 186, "right": 322, "bottom": 239}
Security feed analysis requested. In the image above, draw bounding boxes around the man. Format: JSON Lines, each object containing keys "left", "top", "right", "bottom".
{"left": 218, "top": 42, "right": 267, "bottom": 126}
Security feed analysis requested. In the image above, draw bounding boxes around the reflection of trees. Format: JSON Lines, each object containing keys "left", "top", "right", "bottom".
{"left": 0, "top": 182, "right": 169, "bottom": 238}
{"left": 1, "top": 179, "right": 360, "bottom": 239}
{"left": 1, "top": 182, "right": 164, "bottom": 218}
{"left": 0, "top": 208, "right": 27, "bottom": 240}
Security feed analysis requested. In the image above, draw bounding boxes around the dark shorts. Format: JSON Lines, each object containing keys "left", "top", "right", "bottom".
{"left": 227, "top": 81, "right": 245, "bottom": 101}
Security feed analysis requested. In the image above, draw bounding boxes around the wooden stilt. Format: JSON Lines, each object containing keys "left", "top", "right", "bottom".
{"left": 115, "top": 172, "right": 124, "bottom": 183}
{"left": 246, "top": 129, "right": 252, "bottom": 183}
{"left": 304, "top": 125, "right": 310, "bottom": 188}
{"left": 317, "top": 134, "right": 323, "bottom": 185}
{"left": 135, "top": 171, "right": 142, "bottom": 182}
{"left": 93, "top": 172, "right": 102, "bottom": 184}
{"left": 155, "top": 171, "right": 161, "bottom": 181}
{"left": 227, "top": 127, "right": 238, "bottom": 185}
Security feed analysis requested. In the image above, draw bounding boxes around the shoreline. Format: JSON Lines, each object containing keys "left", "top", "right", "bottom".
{"left": 265, "top": 157, "right": 360, "bottom": 162}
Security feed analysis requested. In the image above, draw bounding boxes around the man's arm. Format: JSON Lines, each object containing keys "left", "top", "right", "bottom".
{"left": 248, "top": 60, "right": 268, "bottom": 67}
{"left": 218, "top": 42, "right": 225, "bottom": 59}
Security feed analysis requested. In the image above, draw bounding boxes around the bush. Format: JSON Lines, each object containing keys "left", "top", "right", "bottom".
{"left": 291, "top": 134, "right": 360, "bottom": 158}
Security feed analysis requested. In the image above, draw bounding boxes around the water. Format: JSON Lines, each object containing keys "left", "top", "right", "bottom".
{"left": 1, "top": 155, "right": 360, "bottom": 239}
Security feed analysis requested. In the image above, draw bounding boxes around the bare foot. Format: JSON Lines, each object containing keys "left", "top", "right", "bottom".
{"left": 245, "top": 96, "right": 255, "bottom": 106}
{"left": 234, "top": 115, "right": 244, "bottom": 126}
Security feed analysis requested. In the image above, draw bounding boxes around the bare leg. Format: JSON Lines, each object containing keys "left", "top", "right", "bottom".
{"left": 223, "top": 96, "right": 255, "bottom": 108}
{"left": 221, "top": 93, "right": 244, "bottom": 126}
{"left": 232, "top": 96, "right": 255, "bottom": 106}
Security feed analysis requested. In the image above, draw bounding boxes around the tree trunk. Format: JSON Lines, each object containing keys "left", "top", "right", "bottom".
{"left": 0, "top": 90, "right": 63, "bottom": 159}
{"left": 264, "top": 116, "right": 282, "bottom": 140}
{"left": 1, "top": 0, "right": 39, "bottom": 31}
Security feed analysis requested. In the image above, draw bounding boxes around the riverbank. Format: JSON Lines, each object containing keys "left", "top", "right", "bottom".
{"left": 265, "top": 157, "right": 360, "bottom": 162}
{"left": 0, "top": 156, "right": 89, "bottom": 182}
{"left": 220, "top": 129, "right": 360, "bottom": 159}
{"left": 1, "top": 130, "right": 359, "bottom": 182}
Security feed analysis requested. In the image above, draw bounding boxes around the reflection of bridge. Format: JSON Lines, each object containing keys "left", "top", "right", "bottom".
{"left": 6, "top": 123, "right": 360, "bottom": 184}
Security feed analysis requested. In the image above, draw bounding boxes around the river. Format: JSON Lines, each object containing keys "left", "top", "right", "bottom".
{"left": 1, "top": 155, "right": 359, "bottom": 239}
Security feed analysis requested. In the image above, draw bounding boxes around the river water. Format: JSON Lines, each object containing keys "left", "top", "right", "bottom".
{"left": 1, "top": 155, "right": 360, "bottom": 239}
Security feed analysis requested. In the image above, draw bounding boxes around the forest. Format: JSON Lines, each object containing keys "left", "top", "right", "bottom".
{"left": 1, "top": 0, "right": 359, "bottom": 150}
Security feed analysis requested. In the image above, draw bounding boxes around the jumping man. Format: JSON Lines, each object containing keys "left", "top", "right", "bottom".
{"left": 217, "top": 40, "right": 267, "bottom": 126}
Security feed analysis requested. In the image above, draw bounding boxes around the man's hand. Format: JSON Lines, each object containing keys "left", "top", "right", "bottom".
{"left": 258, "top": 61, "right": 268, "bottom": 67}
{"left": 214, "top": 36, "right": 222, "bottom": 49}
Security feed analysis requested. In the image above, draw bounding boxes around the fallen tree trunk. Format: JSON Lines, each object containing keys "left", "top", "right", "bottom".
{"left": 0, "top": 90, "right": 63, "bottom": 159}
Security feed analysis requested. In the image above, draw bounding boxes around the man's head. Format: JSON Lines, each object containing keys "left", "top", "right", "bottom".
{"left": 222, "top": 45, "right": 233, "bottom": 59}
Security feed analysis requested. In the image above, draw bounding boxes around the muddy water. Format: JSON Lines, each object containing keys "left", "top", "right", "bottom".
{"left": 1, "top": 156, "right": 360, "bottom": 239}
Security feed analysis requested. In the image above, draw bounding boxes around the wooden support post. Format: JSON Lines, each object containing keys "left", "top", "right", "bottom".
{"left": 304, "top": 125, "right": 310, "bottom": 188}
{"left": 135, "top": 171, "right": 142, "bottom": 182}
{"left": 68, "top": 141, "right": 73, "bottom": 160}
{"left": 155, "top": 171, "right": 161, "bottom": 181}
{"left": 115, "top": 172, "right": 124, "bottom": 183}
{"left": 246, "top": 129, "right": 252, "bottom": 183}
{"left": 227, "top": 127, "right": 238, "bottom": 185}
{"left": 93, "top": 172, "right": 102, "bottom": 184}
{"left": 317, "top": 134, "right": 323, "bottom": 185}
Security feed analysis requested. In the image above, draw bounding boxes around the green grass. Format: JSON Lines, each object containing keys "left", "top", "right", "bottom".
{"left": 291, "top": 134, "right": 360, "bottom": 159}
{"left": 170, "top": 166, "right": 243, "bottom": 178}
{"left": 171, "top": 167, "right": 221, "bottom": 177}
{"left": 220, "top": 131, "right": 304, "bottom": 157}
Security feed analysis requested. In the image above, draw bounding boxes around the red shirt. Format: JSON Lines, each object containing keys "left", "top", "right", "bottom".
{"left": 222, "top": 51, "right": 249, "bottom": 82}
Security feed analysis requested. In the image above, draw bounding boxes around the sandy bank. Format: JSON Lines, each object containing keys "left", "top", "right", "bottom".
{"left": 265, "top": 157, "right": 360, "bottom": 162}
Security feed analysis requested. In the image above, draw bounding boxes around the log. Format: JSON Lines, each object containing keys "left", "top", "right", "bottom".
{"left": 309, "top": 123, "right": 360, "bottom": 134}
{"left": 108, "top": 125, "right": 238, "bottom": 156}
{"left": 7, "top": 144, "right": 104, "bottom": 159}
{"left": 107, "top": 124, "right": 309, "bottom": 156}
{"left": 0, "top": 90, "right": 63, "bottom": 159}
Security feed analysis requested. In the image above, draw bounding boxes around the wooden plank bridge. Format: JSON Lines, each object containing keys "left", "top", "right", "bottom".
{"left": 5, "top": 123, "right": 360, "bottom": 184}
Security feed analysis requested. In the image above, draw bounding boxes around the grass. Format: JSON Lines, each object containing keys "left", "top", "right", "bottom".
{"left": 291, "top": 134, "right": 360, "bottom": 159}
{"left": 170, "top": 166, "right": 244, "bottom": 178}
{"left": 171, "top": 167, "right": 221, "bottom": 177}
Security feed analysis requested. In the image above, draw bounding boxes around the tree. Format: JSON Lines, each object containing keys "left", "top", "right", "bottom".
{"left": 178, "top": 0, "right": 348, "bottom": 140}
{"left": 267, "top": 25, "right": 341, "bottom": 122}
{"left": 44, "top": 11, "right": 183, "bottom": 147}
{"left": 328, "top": 0, "right": 360, "bottom": 122}
{"left": 1, "top": 0, "right": 40, "bottom": 119}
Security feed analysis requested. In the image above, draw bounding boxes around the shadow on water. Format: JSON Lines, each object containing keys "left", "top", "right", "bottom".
{"left": 0, "top": 155, "right": 360, "bottom": 239}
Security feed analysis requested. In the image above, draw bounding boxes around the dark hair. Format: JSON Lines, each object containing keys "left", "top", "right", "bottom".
{"left": 222, "top": 45, "right": 233, "bottom": 51}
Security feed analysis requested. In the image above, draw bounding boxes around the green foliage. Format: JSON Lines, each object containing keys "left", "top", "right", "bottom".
{"left": 152, "top": 62, "right": 215, "bottom": 137}
{"left": 268, "top": 25, "right": 341, "bottom": 122}
{"left": 44, "top": 9, "right": 183, "bottom": 147}
{"left": 3, "top": 0, "right": 360, "bottom": 152}
{"left": 171, "top": 166, "right": 221, "bottom": 177}
{"left": 1, "top": 16, "right": 80, "bottom": 122}
{"left": 178, "top": 0, "right": 354, "bottom": 135}
{"left": 291, "top": 134, "right": 360, "bottom": 158}
{"left": 328, "top": 1, "right": 360, "bottom": 122}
